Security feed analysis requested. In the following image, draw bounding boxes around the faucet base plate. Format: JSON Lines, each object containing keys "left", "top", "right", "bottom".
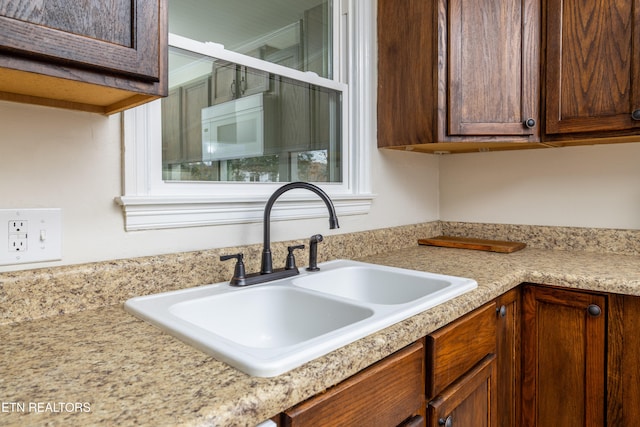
{"left": 231, "top": 267, "right": 299, "bottom": 287}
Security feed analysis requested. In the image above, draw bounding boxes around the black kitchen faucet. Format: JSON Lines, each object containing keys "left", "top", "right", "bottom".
{"left": 220, "top": 182, "right": 339, "bottom": 286}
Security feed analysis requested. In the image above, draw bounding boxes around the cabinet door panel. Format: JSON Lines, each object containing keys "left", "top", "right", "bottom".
{"left": 182, "top": 77, "right": 210, "bottom": 163}
{"left": 0, "top": 0, "right": 161, "bottom": 81}
{"left": 521, "top": 285, "right": 606, "bottom": 427}
{"left": 428, "top": 354, "right": 497, "bottom": 427}
{"left": 211, "top": 61, "right": 237, "bottom": 105}
{"left": 448, "top": 0, "right": 538, "bottom": 137}
{"left": 1, "top": 1, "right": 131, "bottom": 46}
{"left": 545, "top": 0, "right": 640, "bottom": 134}
{"left": 162, "top": 88, "right": 183, "bottom": 165}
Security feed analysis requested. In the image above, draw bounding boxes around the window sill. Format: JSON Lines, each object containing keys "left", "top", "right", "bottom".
{"left": 115, "top": 193, "right": 374, "bottom": 231}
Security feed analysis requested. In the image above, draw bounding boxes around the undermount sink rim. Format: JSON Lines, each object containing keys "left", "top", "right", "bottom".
{"left": 124, "top": 259, "right": 477, "bottom": 377}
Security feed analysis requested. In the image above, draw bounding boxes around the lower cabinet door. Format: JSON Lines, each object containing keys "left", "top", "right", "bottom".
{"left": 521, "top": 285, "right": 606, "bottom": 427}
{"left": 428, "top": 354, "right": 497, "bottom": 427}
{"left": 282, "top": 340, "right": 425, "bottom": 427}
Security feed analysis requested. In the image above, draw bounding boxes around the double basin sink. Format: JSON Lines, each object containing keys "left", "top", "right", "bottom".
{"left": 125, "top": 260, "right": 477, "bottom": 377}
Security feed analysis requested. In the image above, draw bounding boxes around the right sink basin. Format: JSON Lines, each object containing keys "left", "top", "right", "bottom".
{"left": 293, "top": 260, "right": 475, "bottom": 305}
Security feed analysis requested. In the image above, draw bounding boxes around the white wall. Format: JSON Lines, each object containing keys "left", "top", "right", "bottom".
{"left": 0, "top": 101, "right": 439, "bottom": 272}
{"left": 4, "top": 97, "right": 640, "bottom": 273}
{"left": 439, "top": 142, "right": 640, "bottom": 229}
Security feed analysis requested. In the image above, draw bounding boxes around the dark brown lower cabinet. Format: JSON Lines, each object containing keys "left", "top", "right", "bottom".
{"left": 275, "top": 285, "right": 640, "bottom": 427}
{"left": 521, "top": 285, "right": 606, "bottom": 427}
{"left": 280, "top": 340, "right": 426, "bottom": 426}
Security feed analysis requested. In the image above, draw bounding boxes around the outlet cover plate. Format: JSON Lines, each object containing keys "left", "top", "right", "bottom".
{"left": 0, "top": 209, "right": 62, "bottom": 266}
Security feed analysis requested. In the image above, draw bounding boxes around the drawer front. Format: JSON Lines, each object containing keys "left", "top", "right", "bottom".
{"left": 282, "top": 340, "right": 425, "bottom": 427}
{"left": 427, "top": 303, "right": 496, "bottom": 397}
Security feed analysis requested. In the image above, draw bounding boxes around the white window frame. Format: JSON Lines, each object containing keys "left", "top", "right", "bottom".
{"left": 116, "top": 0, "right": 375, "bottom": 231}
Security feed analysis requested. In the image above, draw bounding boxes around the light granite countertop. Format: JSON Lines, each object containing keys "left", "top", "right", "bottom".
{"left": 2, "top": 245, "right": 640, "bottom": 427}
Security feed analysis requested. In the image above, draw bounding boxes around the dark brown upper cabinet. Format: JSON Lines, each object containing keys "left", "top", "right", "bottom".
{"left": 544, "top": 0, "right": 640, "bottom": 139}
{"left": 0, "top": 0, "right": 167, "bottom": 114}
{"left": 378, "top": 0, "right": 541, "bottom": 153}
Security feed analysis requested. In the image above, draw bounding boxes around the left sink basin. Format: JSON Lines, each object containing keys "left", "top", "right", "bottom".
{"left": 169, "top": 286, "right": 374, "bottom": 348}
{"left": 125, "top": 280, "right": 376, "bottom": 377}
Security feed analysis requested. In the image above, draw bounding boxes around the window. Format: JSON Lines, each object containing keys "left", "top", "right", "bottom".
{"left": 118, "top": 0, "right": 374, "bottom": 231}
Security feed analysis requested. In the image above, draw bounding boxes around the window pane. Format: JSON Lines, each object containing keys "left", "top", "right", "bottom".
{"left": 169, "top": 0, "right": 333, "bottom": 79}
{"left": 162, "top": 47, "right": 342, "bottom": 183}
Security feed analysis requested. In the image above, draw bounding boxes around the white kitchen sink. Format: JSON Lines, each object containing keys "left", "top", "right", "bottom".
{"left": 125, "top": 259, "right": 477, "bottom": 377}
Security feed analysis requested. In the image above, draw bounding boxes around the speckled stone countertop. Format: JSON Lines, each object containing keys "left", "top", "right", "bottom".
{"left": 2, "top": 224, "right": 640, "bottom": 426}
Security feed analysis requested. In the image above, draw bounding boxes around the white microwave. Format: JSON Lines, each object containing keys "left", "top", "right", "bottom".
{"left": 201, "top": 92, "right": 275, "bottom": 161}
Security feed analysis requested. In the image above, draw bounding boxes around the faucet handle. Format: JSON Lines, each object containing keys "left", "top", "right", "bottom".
{"left": 220, "top": 253, "right": 246, "bottom": 284}
{"left": 285, "top": 245, "right": 305, "bottom": 270}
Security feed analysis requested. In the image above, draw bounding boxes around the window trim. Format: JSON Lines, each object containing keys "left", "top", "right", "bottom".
{"left": 116, "top": 0, "right": 375, "bottom": 231}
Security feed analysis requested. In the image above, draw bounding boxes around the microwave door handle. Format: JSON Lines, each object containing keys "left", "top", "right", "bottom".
{"left": 240, "top": 76, "right": 247, "bottom": 95}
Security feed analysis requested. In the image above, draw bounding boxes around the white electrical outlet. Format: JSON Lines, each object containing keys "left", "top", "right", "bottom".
{"left": 0, "top": 209, "right": 62, "bottom": 266}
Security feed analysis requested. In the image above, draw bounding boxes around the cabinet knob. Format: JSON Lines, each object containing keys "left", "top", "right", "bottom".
{"left": 632, "top": 109, "right": 640, "bottom": 121}
{"left": 587, "top": 304, "right": 601, "bottom": 317}
{"left": 524, "top": 118, "right": 536, "bottom": 128}
{"left": 438, "top": 415, "right": 453, "bottom": 427}
{"left": 497, "top": 305, "right": 507, "bottom": 318}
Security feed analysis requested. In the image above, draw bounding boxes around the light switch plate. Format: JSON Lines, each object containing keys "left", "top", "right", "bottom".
{"left": 0, "top": 208, "right": 62, "bottom": 266}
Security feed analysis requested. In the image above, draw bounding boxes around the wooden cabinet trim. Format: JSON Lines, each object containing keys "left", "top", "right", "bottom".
{"left": 495, "top": 288, "right": 521, "bottom": 427}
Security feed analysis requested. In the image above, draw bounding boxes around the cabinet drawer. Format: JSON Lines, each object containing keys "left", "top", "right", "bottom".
{"left": 426, "top": 303, "right": 496, "bottom": 397}
{"left": 282, "top": 341, "right": 425, "bottom": 427}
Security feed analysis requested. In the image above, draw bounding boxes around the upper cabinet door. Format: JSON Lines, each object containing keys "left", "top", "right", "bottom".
{"left": 447, "top": 0, "right": 540, "bottom": 138}
{"left": 0, "top": 1, "right": 160, "bottom": 81}
{"left": 377, "top": 0, "right": 541, "bottom": 152}
{"left": 545, "top": 0, "right": 640, "bottom": 134}
{"left": 0, "top": 0, "right": 166, "bottom": 114}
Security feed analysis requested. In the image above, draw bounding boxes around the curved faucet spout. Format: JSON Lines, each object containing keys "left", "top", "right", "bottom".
{"left": 261, "top": 182, "right": 339, "bottom": 274}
